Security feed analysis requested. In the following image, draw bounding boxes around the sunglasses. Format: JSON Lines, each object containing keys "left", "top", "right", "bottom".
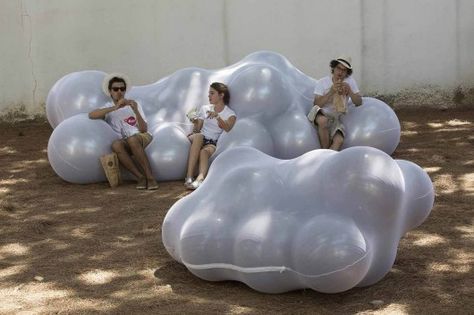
{"left": 111, "top": 87, "right": 126, "bottom": 92}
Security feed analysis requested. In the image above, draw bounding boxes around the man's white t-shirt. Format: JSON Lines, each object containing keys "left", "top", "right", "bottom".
{"left": 313, "top": 75, "right": 359, "bottom": 114}
{"left": 198, "top": 104, "right": 236, "bottom": 141}
{"left": 101, "top": 101, "right": 149, "bottom": 138}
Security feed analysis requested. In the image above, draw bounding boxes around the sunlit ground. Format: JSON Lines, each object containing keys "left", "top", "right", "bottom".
{"left": 0, "top": 108, "right": 473, "bottom": 314}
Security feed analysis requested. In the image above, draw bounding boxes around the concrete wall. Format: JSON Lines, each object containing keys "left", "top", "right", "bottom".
{"left": 1, "top": 0, "right": 473, "bottom": 117}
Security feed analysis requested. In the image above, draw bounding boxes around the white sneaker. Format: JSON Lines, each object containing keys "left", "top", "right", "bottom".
{"left": 189, "top": 179, "right": 203, "bottom": 190}
{"left": 184, "top": 177, "right": 194, "bottom": 189}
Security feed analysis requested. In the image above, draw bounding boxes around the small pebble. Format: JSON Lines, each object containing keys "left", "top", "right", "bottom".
{"left": 34, "top": 276, "right": 44, "bottom": 282}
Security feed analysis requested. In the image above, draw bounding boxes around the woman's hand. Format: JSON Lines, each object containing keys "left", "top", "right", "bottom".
{"left": 206, "top": 110, "right": 220, "bottom": 119}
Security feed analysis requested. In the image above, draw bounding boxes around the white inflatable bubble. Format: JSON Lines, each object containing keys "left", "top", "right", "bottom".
{"left": 269, "top": 110, "right": 321, "bottom": 159}
{"left": 46, "top": 71, "right": 109, "bottom": 128}
{"left": 240, "top": 51, "right": 317, "bottom": 106}
{"left": 292, "top": 214, "right": 370, "bottom": 293}
{"left": 396, "top": 159, "right": 435, "bottom": 233}
{"left": 146, "top": 123, "right": 190, "bottom": 181}
{"left": 47, "top": 114, "right": 119, "bottom": 184}
{"left": 228, "top": 64, "right": 292, "bottom": 120}
{"left": 129, "top": 68, "right": 213, "bottom": 128}
{"left": 213, "top": 118, "right": 275, "bottom": 158}
{"left": 162, "top": 146, "right": 434, "bottom": 293}
{"left": 45, "top": 50, "right": 401, "bottom": 183}
{"left": 342, "top": 97, "right": 401, "bottom": 154}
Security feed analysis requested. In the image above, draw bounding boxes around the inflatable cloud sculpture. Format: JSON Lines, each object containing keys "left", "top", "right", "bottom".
{"left": 162, "top": 146, "right": 434, "bottom": 293}
{"left": 47, "top": 114, "right": 190, "bottom": 184}
{"left": 46, "top": 51, "right": 400, "bottom": 183}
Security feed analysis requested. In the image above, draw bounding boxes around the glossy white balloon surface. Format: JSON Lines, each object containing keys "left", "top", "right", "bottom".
{"left": 44, "top": 52, "right": 433, "bottom": 294}
{"left": 47, "top": 114, "right": 119, "bottom": 184}
{"left": 162, "top": 146, "right": 434, "bottom": 293}
{"left": 46, "top": 71, "right": 109, "bottom": 128}
{"left": 46, "top": 51, "right": 401, "bottom": 183}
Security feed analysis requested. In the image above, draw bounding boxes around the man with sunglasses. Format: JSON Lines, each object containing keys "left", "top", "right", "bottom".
{"left": 89, "top": 73, "right": 158, "bottom": 190}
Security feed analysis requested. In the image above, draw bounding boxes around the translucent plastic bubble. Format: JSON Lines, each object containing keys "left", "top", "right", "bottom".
{"left": 162, "top": 146, "right": 434, "bottom": 293}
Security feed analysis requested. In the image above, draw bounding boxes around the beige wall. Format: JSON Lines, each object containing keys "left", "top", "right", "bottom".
{"left": 1, "top": 0, "right": 473, "bottom": 116}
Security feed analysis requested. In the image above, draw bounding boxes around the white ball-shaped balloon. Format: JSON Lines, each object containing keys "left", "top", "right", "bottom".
{"left": 228, "top": 64, "right": 292, "bottom": 121}
{"left": 134, "top": 68, "right": 212, "bottom": 128}
{"left": 269, "top": 110, "right": 320, "bottom": 159}
{"left": 243, "top": 50, "right": 317, "bottom": 103}
{"left": 396, "top": 160, "right": 435, "bottom": 232}
{"left": 233, "top": 211, "right": 301, "bottom": 293}
{"left": 46, "top": 71, "right": 109, "bottom": 128}
{"left": 342, "top": 97, "right": 400, "bottom": 155}
{"left": 292, "top": 214, "right": 370, "bottom": 293}
{"left": 147, "top": 123, "right": 190, "bottom": 181}
{"left": 47, "top": 114, "right": 119, "bottom": 184}
{"left": 213, "top": 118, "right": 274, "bottom": 159}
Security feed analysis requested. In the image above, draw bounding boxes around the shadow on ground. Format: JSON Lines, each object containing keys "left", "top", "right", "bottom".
{"left": 0, "top": 108, "right": 473, "bottom": 314}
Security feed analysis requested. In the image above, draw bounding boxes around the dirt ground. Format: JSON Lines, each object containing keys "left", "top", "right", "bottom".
{"left": 0, "top": 108, "right": 473, "bottom": 315}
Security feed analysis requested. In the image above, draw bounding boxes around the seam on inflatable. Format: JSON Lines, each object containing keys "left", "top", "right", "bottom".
{"left": 182, "top": 251, "right": 369, "bottom": 278}
{"left": 413, "top": 190, "right": 433, "bottom": 200}
{"left": 50, "top": 143, "right": 84, "bottom": 172}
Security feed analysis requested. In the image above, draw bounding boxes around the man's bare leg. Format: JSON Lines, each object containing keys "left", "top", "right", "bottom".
{"left": 112, "top": 140, "right": 143, "bottom": 179}
{"left": 315, "top": 113, "right": 330, "bottom": 149}
{"left": 330, "top": 132, "right": 344, "bottom": 151}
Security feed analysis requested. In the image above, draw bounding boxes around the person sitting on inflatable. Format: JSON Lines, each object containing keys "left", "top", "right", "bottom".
{"left": 88, "top": 73, "right": 159, "bottom": 190}
{"left": 184, "top": 82, "right": 236, "bottom": 190}
{"left": 307, "top": 55, "right": 363, "bottom": 150}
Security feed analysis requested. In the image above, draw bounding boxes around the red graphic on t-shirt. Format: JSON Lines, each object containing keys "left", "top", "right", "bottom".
{"left": 124, "top": 116, "right": 136, "bottom": 126}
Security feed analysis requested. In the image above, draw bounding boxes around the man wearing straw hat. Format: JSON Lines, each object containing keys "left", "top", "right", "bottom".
{"left": 89, "top": 73, "right": 158, "bottom": 190}
{"left": 307, "top": 55, "right": 363, "bottom": 151}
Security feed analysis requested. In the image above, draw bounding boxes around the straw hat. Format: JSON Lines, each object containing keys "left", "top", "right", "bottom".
{"left": 102, "top": 72, "right": 131, "bottom": 97}
{"left": 332, "top": 55, "right": 352, "bottom": 69}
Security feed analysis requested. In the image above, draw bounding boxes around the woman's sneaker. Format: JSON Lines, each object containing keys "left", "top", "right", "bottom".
{"left": 190, "top": 179, "right": 203, "bottom": 190}
{"left": 184, "top": 177, "right": 194, "bottom": 189}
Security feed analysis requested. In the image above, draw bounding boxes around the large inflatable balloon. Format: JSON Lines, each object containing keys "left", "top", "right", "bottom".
{"left": 162, "top": 146, "right": 434, "bottom": 293}
{"left": 47, "top": 114, "right": 119, "bottom": 184}
{"left": 46, "top": 50, "right": 401, "bottom": 183}
{"left": 47, "top": 115, "right": 191, "bottom": 183}
{"left": 146, "top": 123, "right": 191, "bottom": 181}
{"left": 46, "top": 71, "right": 109, "bottom": 128}
{"left": 342, "top": 98, "right": 400, "bottom": 154}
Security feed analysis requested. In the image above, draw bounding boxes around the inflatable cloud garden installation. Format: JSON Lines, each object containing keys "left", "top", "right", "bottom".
{"left": 46, "top": 51, "right": 400, "bottom": 183}
{"left": 46, "top": 51, "right": 433, "bottom": 293}
{"left": 163, "top": 146, "right": 434, "bottom": 293}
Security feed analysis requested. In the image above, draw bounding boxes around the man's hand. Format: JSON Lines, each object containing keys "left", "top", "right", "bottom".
{"left": 128, "top": 100, "right": 138, "bottom": 112}
{"left": 116, "top": 98, "right": 128, "bottom": 109}
{"left": 333, "top": 79, "right": 345, "bottom": 95}
{"left": 117, "top": 99, "right": 138, "bottom": 112}
{"left": 340, "top": 82, "right": 351, "bottom": 96}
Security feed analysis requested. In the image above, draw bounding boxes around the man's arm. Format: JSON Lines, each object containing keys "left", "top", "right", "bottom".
{"left": 314, "top": 86, "right": 336, "bottom": 106}
{"left": 349, "top": 91, "right": 362, "bottom": 106}
{"left": 89, "top": 105, "right": 117, "bottom": 119}
{"left": 129, "top": 100, "right": 148, "bottom": 133}
{"left": 313, "top": 78, "right": 338, "bottom": 106}
{"left": 341, "top": 82, "right": 362, "bottom": 106}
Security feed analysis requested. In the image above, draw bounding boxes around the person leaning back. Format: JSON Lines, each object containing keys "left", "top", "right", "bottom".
{"left": 307, "top": 55, "right": 363, "bottom": 151}
{"left": 89, "top": 73, "right": 158, "bottom": 190}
